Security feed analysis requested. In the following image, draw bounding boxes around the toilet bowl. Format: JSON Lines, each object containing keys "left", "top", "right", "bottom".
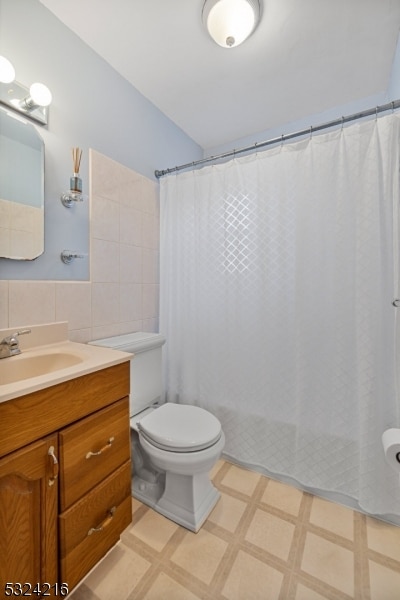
{"left": 89, "top": 332, "right": 225, "bottom": 532}
{"left": 135, "top": 403, "right": 225, "bottom": 531}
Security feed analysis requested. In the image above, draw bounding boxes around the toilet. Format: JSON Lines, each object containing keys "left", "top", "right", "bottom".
{"left": 89, "top": 332, "right": 225, "bottom": 532}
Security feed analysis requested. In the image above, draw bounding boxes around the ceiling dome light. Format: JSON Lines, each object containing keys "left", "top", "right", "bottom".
{"left": 0, "top": 55, "right": 15, "bottom": 83}
{"left": 202, "top": 0, "right": 261, "bottom": 48}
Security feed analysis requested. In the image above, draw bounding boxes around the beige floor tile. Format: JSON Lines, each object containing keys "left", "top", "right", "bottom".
{"left": 69, "top": 461, "right": 400, "bottom": 600}
{"left": 366, "top": 516, "right": 400, "bottom": 562}
{"left": 171, "top": 528, "right": 228, "bottom": 584}
{"left": 210, "top": 458, "right": 225, "bottom": 480}
{"left": 369, "top": 560, "right": 400, "bottom": 600}
{"left": 221, "top": 464, "right": 261, "bottom": 496}
{"left": 84, "top": 544, "right": 151, "bottom": 600}
{"left": 131, "top": 496, "right": 145, "bottom": 514}
{"left": 222, "top": 550, "right": 284, "bottom": 600}
{"left": 294, "top": 582, "right": 332, "bottom": 600}
{"left": 143, "top": 572, "right": 202, "bottom": 600}
{"left": 131, "top": 508, "right": 180, "bottom": 552}
{"left": 309, "top": 496, "right": 354, "bottom": 540}
{"left": 301, "top": 532, "right": 354, "bottom": 596}
{"left": 262, "top": 479, "right": 303, "bottom": 516}
{"left": 245, "top": 508, "right": 295, "bottom": 561}
{"left": 208, "top": 491, "right": 248, "bottom": 532}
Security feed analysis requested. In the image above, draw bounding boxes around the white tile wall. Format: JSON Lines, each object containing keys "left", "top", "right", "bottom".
{"left": 0, "top": 281, "right": 9, "bottom": 329}
{"left": 0, "top": 149, "right": 159, "bottom": 341}
{"left": 8, "top": 281, "right": 56, "bottom": 326}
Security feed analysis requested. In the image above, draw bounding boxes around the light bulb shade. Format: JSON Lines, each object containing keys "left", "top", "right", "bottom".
{"left": 0, "top": 76, "right": 51, "bottom": 126}
{"left": 29, "top": 82, "right": 52, "bottom": 107}
{"left": 202, "top": 0, "right": 261, "bottom": 48}
{"left": 0, "top": 55, "right": 15, "bottom": 83}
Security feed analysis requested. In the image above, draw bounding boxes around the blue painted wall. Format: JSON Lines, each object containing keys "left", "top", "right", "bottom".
{"left": 1, "top": 0, "right": 399, "bottom": 280}
{"left": 0, "top": 0, "right": 202, "bottom": 280}
{"left": 205, "top": 32, "right": 400, "bottom": 158}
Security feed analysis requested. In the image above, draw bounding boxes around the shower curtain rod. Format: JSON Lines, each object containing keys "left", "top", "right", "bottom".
{"left": 154, "top": 99, "right": 400, "bottom": 179}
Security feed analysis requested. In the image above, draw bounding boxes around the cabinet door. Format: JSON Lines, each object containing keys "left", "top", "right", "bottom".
{"left": 0, "top": 434, "right": 58, "bottom": 591}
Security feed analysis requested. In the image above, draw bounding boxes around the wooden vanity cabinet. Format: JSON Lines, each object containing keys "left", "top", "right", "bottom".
{"left": 0, "top": 361, "right": 131, "bottom": 596}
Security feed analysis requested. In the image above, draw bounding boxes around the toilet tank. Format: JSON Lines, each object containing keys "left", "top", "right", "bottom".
{"left": 89, "top": 332, "right": 166, "bottom": 416}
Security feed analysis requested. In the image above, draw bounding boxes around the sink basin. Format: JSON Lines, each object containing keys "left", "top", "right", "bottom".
{"left": 0, "top": 351, "right": 84, "bottom": 385}
{"left": 0, "top": 325, "right": 132, "bottom": 404}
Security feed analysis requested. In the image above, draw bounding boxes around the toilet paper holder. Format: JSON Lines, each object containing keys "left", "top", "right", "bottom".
{"left": 382, "top": 428, "right": 400, "bottom": 471}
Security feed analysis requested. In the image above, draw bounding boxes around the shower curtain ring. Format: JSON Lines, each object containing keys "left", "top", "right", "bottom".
{"left": 392, "top": 299, "right": 400, "bottom": 307}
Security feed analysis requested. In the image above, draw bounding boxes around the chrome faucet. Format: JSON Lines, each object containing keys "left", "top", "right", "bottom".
{"left": 0, "top": 329, "right": 31, "bottom": 358}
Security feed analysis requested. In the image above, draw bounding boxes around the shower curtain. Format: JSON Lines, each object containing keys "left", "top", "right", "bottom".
{"left": 160, "top": 114, "right": 400, "bottom": 519}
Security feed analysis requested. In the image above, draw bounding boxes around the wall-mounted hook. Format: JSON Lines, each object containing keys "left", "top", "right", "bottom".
{"left": 60, "top": 191, "right": 85, "bottom": 207}
{"left": 61, "top": 250, "right": 86, "bottom": 264}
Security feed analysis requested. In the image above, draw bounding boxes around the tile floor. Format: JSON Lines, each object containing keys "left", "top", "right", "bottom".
{"left": 69, "top": 460, "right": 400, "bottom": 600}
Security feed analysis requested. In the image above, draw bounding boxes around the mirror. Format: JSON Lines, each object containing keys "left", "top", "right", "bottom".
{"left": 0, "top": 107, "right": 44, "bottom": 260}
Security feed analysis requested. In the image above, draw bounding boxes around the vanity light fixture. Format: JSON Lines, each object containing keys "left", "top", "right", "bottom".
{"left": 0, "top": 55, "right": 52, "bottom": 125}
{"left": 19, "top": 82, "right": 52, "bottom": 111}
{"left": 61, "top": 147, "right": 86, "bottom": 207}
{"left": 202, "top": 0, "right": 261, "bottom": 48}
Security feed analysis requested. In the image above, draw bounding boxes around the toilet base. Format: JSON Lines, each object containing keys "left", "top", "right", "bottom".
{"left": 132, "top": 471, "right": 220, "bottom": 532}
{"left": 132, "top": 475, "right": 164, "bottom": 507}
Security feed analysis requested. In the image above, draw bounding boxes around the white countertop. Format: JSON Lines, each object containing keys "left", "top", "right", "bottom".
{"left": 0, "top": 323, "right": 132, "bottom": 404}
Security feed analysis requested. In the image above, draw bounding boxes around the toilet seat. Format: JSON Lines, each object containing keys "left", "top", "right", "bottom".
{"left": 137, "top": 403, "right": 221, "bottom": 452}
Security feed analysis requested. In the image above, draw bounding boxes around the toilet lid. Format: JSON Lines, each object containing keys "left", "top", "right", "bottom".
{"left": 137, "top": 403, "right": 222, "bottom": 452}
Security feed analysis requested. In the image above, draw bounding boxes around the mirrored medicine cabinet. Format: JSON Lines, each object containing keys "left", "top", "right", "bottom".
{"left": 0, "top": 106, "right": 44, "bottom": 260}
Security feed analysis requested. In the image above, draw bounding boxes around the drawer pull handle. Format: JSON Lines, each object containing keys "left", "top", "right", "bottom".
{"left": 86, "top": 436, "right": 115, "bottom": 459}
{"left": 48, "top": 445, "right": 59, "bottom": 486}
{"left": 87, "top": 506, "right": 116, "bottom": 536}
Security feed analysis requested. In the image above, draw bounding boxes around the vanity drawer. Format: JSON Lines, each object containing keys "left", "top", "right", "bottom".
{"left": 59, "top": 398, "right": 130, "bottom": 510}
{"left": 59, "top": 460, "right": 132, "bottom": 591}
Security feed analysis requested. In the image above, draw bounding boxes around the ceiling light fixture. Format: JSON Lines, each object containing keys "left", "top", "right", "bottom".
{"left": 202, "top": 0, "right": 261, "bottom": 48}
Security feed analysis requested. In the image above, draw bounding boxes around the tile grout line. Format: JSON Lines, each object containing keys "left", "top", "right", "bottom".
{"left": 281, "top": 491, "right": 313, "bottom": 599}
{"left": 206, "top": 467, "right": 270, "bottom": 598}
{"left": 354, "top": 512, "right": 371, "bottom": 600}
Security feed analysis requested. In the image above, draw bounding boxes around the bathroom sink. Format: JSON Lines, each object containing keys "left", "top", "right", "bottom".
{"left": 0, "top": 351, "right": 84, "bottom": 385}
{"left": 0, "top": 322, "right": 132, "bottom": 404}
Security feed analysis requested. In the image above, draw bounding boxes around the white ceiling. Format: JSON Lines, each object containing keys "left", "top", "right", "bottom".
{"left": 39, "top": 0, "right": 400, "bottom": 150}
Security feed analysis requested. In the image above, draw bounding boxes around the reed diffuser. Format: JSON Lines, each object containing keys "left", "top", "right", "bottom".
{"left": 70, "top": 147, "right": 82, "bottom": 193}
